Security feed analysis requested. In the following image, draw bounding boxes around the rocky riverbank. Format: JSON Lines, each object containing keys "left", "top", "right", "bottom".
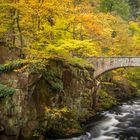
{"left": 0, "top": 58, "right": 96, "bottom": 139}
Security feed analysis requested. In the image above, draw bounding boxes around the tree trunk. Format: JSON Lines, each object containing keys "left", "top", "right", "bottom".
{"left": 16, "top": 0, "right": 23, "bottom": 58}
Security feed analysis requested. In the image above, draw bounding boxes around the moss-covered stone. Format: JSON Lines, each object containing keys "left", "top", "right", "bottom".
{"left": 0, "top": 58, "right": 95, "bottom": 139}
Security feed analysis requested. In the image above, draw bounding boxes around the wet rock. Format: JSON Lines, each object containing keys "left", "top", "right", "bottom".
{"left": 116, "top": 122, "right": 130, "bottom": 128}
{"left": 0, "top": 125, "right": 4, "bottom": 133}
{"left": 128, "top": 136, "right": 139, "bottom": 140}
{"left": 120, "top": 127, "right": 138, "bottom": 137}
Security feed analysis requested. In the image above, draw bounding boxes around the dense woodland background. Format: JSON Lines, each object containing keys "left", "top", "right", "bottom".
{"left": 0, "top": 0, "right": 140, "bottom": 57}
{"left": 1, "top": 0, "right": 140, "bottom": 92}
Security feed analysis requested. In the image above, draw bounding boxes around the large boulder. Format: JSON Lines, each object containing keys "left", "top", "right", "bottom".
{"left": 0, "top": 59, "right": 95, "bottom": 140}
{"left": 0, "top": 44, "right": 19, "bottom": 64}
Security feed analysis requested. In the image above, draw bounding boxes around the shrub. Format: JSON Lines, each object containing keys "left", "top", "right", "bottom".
{"left": 44, "top": 70, "right": 64, "bottom": 92}
{"left": 0, "top": 83, "right": 15, "bottom": 98}
{"left": 0, "top": 60, "right": 27, "bottom": 74}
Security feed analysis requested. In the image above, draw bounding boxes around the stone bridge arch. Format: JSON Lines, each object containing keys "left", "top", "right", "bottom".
{"left": 86, "top": 57, "right": 140, "bottom": 78}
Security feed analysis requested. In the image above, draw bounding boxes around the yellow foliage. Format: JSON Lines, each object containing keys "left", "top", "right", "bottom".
{"left": 113, "top": 75, "right": 123, "bottom": 81}
{"left": 45, "top": 106, "right": 69, "bottom": 119}
{"left": 0, "top": 0, "right": 140, "bottom": 61}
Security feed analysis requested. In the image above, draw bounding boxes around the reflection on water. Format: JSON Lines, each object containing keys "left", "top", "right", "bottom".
{"left": 61, "top": 98, "right": 140, "bottom": 140}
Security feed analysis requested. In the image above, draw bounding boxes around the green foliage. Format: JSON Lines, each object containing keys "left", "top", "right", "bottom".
{"left": 68, "top": 57, "right": 94, "bottom": 69}
{"left": 125, "top": 67, "right": 140, "bottom": 91}
{"left": 44, "top": 70, "right": 63, "bottom": 93}
{"left": 28, "top": 60, "right": 47, "bottom": 74}
{"left": 128, "top": 0, "right": 140, "bottom": 18}
{"left": 0, "top": 83, "right": 15, "bottom": 98}
{"left": 97, "top": 90, "right": 117, "bottom": 110}
{"left": 51, "top": 82, "right": 63, "bottom": 92}
{"left": 0, "top": 60, "right": 27, "bottom": 74}
{"left": 100, "top": 0, "right": 130, "bottom": 20}
{"left": 44, "top": 107, "right": 83, "bottom": 138}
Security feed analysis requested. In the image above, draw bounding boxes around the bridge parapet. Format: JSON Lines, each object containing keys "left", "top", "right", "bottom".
{"left": 86, "top": 57, "right": 140, "bottom": 78}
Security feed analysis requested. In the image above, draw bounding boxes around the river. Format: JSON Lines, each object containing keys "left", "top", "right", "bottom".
{"left": 61, "top": 98, "right": 140, "bottom": 140}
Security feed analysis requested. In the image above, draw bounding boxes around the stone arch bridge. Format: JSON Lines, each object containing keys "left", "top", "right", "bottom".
{"left": 86, "top": 57, "right": 140, "bottom": 78}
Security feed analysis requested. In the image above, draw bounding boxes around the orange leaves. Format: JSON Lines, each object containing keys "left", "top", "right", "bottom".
{"left": 1, "top": 0, "right": 139, "bottom": 58}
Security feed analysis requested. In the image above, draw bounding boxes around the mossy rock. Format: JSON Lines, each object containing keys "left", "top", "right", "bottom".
{"left": 0, "top": 83, "right": 15, "bottom": 98}
{"left": 97, "top": 90, "right": 118, "bottom": 111}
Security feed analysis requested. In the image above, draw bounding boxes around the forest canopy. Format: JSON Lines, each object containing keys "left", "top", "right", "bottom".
{"left": 0, "top": 0, "right": 140, "bottom": 60}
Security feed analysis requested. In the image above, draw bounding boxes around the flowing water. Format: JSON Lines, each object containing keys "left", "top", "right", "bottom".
{"left": 61, "top": 98, "right": 140, "bottom": 140}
